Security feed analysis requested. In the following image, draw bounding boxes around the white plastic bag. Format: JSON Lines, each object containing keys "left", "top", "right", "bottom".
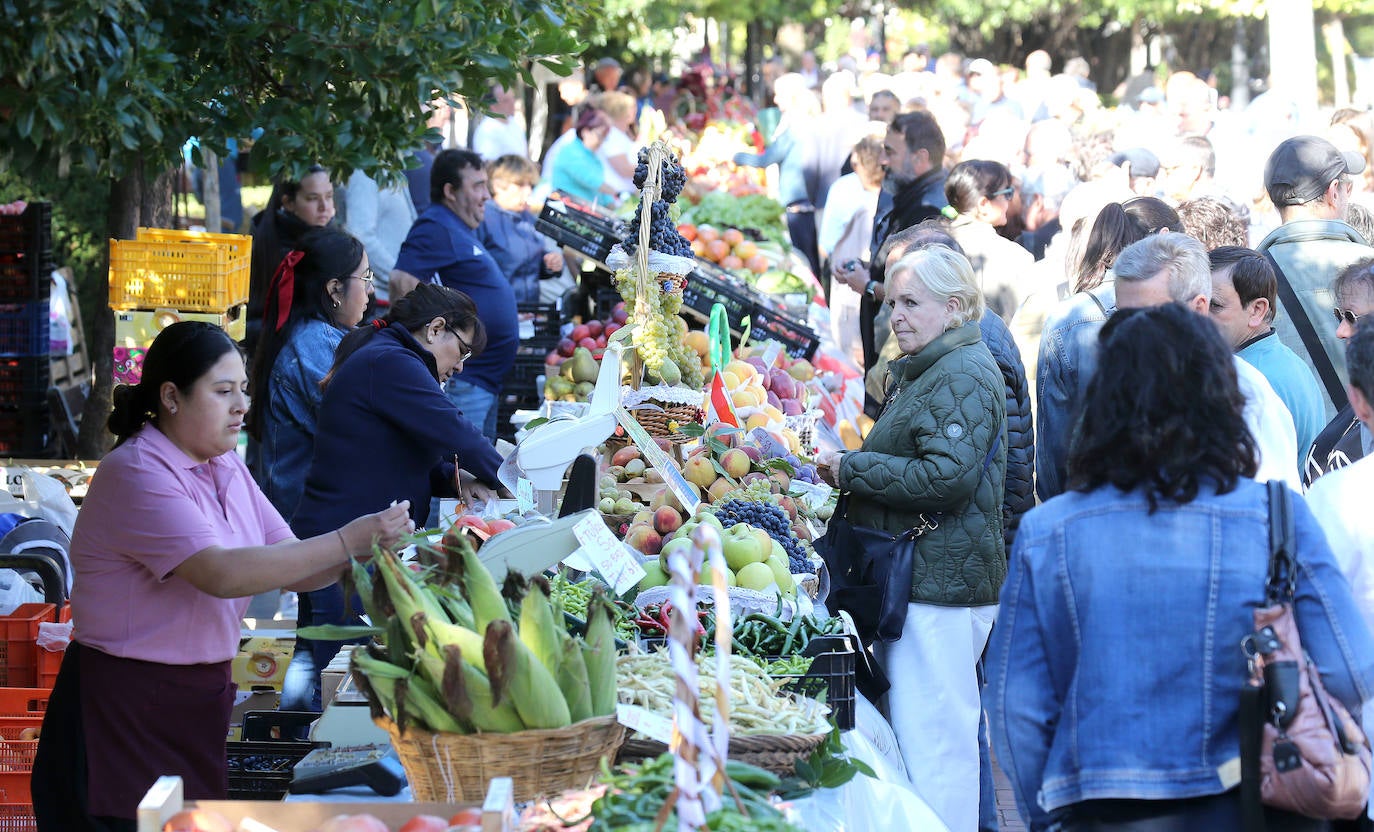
{"left": 36, "top": 620, "right": 72, "bottom": 652}
{"left": 0, "top": 568, "right": 43, "bottom": 615}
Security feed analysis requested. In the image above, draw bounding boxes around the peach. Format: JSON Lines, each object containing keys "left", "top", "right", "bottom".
{"left": 611, "top": 446, "right": 643, "bottom": 467}
{"left": 707, "top": 476, "right": 734, "bottom": 503}
{"left": 654, "top": 505, "right": 684, "bottom": 536}
{"left": 625, "top": 523, "right": 663, "bottom": 555}
{"left": 719, "top": 448, "right": 751, "bottom": 479}
{"left": 683, "top": 456, "right": 717, "bottom": 489}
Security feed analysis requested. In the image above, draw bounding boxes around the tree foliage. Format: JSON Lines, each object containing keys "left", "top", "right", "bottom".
{"left": 0, "top": 0, "right": 587, "bottom": 455}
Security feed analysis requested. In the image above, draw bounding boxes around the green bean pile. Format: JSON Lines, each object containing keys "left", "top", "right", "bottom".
{"left": 588, "top": 753, "right": 804, "bottom": 832}
{"left": 732, "top": 612, "right": 843, "bottom": 659}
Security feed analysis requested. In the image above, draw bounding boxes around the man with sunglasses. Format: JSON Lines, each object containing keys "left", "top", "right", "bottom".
{"left": 1305, "top": 258, "right": 1374, "bottom": 484}
{"left": 1257, "top": 135, "right": 1373, "bottom": 422}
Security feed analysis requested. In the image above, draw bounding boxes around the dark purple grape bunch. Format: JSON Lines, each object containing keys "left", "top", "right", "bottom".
{"left": 633, "top": 147, "right": 686, "bottom": 204}
{"left": 623, "top": 148, "right": 691, "bottom": 257}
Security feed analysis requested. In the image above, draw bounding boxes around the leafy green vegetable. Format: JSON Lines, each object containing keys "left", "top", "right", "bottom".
{"left": 681, "top": 192, "right": 788, "bottom": 244}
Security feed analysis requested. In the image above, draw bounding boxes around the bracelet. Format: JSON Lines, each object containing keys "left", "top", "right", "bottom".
{"left": 336, "top": 529, "right": 349, "bottom": 558}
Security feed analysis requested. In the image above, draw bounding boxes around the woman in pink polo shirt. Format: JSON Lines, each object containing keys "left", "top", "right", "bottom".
{"left": 30, "top": 322, "right": 413, "bottom": 832}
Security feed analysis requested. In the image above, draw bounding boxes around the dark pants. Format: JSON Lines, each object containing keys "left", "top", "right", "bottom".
{"left": 1059, "top": 792, "right": 1329, "bottom": 831}
{"left": 786, "top": 204, "right": 820, "bottom": 279}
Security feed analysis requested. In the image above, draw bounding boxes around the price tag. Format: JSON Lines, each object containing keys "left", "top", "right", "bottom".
{"left": 758, "top": 339, "right": 783, "bottom": 368}
{"left": 749, "top": 427, "right": 790, "bottom": 460}
{"left": 0, "top": 468, "right": 23, "bottom": 498}
{"left": 615, "top": 406, "right": 701, "bottom": 513}
{"left": 616, "top": 703, "right": 675, "bottom": 744}
{"left": 572, "top": 512, "right": 646, "bottom": 595}
{"left": 516, "top": 477, "right": 535, "bottom": 514}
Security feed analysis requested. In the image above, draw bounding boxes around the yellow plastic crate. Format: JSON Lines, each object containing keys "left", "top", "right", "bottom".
{"left": 115, "top": 305, "right": 247, "bottom": 347}
{"left": 108, "top": 228, "right": 251, "bottom": 311}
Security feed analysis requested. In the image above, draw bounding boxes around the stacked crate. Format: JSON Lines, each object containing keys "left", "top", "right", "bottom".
{"left": 0, "top": 203, "right": 54, "bottom": 457}
{"left": 108, "top": 229, "right": 251, "bottom": 384}
{"left": 494, "top": 302, "right": 561, "bottom": 444}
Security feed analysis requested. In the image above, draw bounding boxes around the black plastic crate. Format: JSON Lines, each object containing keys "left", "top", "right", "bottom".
{"left": 537, "top": 198, "right": 625, "bottom": 263}
{"left": 0, "top": 203, "right": 52, "bottom": 255}
{"left": 594, "top": 288, "right": 624, "bottom": 322}
{"left": 518, "top": 301, "right": 561, "bottom": 340}
{"left": 0, "top": 410, "right": 49, "bottom": 456}
{"left": 0, "top": 251, "right": 52, "bottom": 304}
{"left": 0, "top": 302, "right": 50, "bottom": 357}
{"left": 227, "top": 739, "right": 319, "bottom": 800}
{"left": 0, "top": 357, "right": 49, "bottom": 410}
{"left": 750, "top": 303, "right": 820, "bottom": 360}
{"left": 771, "top": 635, "right": 856, "bottom": 731}
{"left": 681, "top": 265, "right": 755, "bottom": 328}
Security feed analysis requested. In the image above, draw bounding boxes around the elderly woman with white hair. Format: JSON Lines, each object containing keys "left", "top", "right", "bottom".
{"left": 816, "top": 245, "right": 1007, "bottom": 832}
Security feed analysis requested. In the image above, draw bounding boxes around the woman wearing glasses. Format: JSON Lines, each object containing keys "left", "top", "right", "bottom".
{"left": 945, "top": 159, "right": 1034, "bottom": 324}
{"left": 282, "top": 282, "right": 504, "bottom": 713}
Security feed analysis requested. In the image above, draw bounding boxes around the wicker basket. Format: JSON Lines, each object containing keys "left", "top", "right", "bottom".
{"left": 602, "top": 513, "right": 634, "bottom": 535}
{"left": 379, "top": 715, "right": 626, "bottom": 803}
{"left": 618, "top": 731, "right": 827, "bottom": 776}
{"left": 629, "top": 402, "right": 703, "bottom": 444}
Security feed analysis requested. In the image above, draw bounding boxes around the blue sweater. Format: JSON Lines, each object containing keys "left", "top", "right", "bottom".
{"left": 1239, "top": 329, "right": 1326, "bottom": 467}
{"left": 394, "top": 204, "right": 517, "bottom": 395}
{"left": 292, "top": 323, "right": 504, "bottom": 536}
{"left": 477, "top": 204, "right": 546, "bottom": 304}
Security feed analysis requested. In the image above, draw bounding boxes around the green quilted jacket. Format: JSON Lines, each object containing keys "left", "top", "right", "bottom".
{"left": 837, "top": 321, "right": 1008, "bottom": 606}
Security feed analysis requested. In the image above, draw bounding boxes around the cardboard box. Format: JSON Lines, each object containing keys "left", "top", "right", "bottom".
{"left": 232, "top": 635, "right": 294, "bottom": 691}
{"left": 137, "top": 775, "right": 515, "bottom": 832}
{"left": 113, "top": 305, "right": 246, "bottom": 384}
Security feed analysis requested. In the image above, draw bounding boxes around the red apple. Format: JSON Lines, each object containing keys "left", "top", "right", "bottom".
{"left": 578, "top": 336, "right": 598, "bottom": 351}
{"left": 571, "top": 324, "right": 591, "bottom": 342}
{"left": 546, "top": 350, "right": 564, "bottom": 365}
{"left": 612, "top": 307, "right": 629, "bottom": 325}
{"left": 587, "top": 320, "right": 604, "bottom": 337}
{"left": 595, "top": 334, "right": 608, "bottom": 348}
{"left": 604, "top": 321, "right": 622, "bottom": 337}
{"left": 557, "top": 338, "right": 576, "bottom": 357}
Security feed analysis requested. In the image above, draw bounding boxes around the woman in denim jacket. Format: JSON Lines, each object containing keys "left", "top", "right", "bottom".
{"left": 989, "top": 304, "right": 1374, "bottom": 831}
{"left": 248, "top": 227, "right": 373, "bottom": 522}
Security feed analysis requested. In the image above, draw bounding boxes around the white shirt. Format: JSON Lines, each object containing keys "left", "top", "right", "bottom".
{"left": 1234, "top": 356, "right": 1301, "bottom": 489}
{"left": 1304, "top": 451, "right": 1374, "bottom": 769}
{"left": 472, "top": 116, "right": 528, "bottom": 161}
{"left": 819, "top": 173, "right": 874, "bottom": 255}
{"left": 597, "top": 127, "right": 637, "bottom": 194}
{"left": 343, "top": 170, "right": 417, "bottom": 301}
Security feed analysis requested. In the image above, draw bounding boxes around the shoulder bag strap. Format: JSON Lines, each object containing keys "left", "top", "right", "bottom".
{"left": 1261, "top": 249, "right": 1348, "bottom": 409}
{"left": 1265, "top": 480, "right": 1297, "bottom": 605}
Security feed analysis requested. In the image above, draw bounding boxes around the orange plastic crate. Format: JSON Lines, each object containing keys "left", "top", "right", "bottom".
{"left": 108, "top": 228, "right": 251, "bottom": 311}
{"left": 0, "top": 803, "right": 34, "bottom": 832}
{"left": 0, "top": 605, "right": 55, "bottom": 689}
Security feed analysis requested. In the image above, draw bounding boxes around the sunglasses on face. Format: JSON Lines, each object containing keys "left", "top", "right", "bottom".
{"left": 1333, "top": 307, "right": 1363, "bottom": 326}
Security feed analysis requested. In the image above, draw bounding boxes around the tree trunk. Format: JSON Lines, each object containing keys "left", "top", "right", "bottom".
{"left": 1268, "top": 0, "right": 1319, "bottom": 118}
{"left": 76, "top": 163, "right": 174, "bottom": 458}
{"left": 204, "top": 147, "right": 221, "bottom": 233}
{"left": 1232, "top": 18, "right": 1251, "bottom": 109}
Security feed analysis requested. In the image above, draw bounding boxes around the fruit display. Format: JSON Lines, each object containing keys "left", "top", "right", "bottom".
{"left": 544, "top": 306, "right": 628, "bottom": 403}
{"left": 608, "top": 141, "right": 704, "bottom": 390}
{"left": 338, "top": 532, "right": 618, "bottom": 734}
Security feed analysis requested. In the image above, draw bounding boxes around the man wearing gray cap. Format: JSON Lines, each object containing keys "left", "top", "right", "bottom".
{"left": 1256, "top": 135, "right": 1372, "bottom": 419}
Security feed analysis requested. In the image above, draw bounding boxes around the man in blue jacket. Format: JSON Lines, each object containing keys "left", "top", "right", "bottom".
{"left": 394, "top": 149, "right": 518, "bottom": 441}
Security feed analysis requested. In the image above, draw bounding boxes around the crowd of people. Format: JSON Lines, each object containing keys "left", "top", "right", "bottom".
{"left": 32, "top": 41, "right": 1374, "bottom": 832}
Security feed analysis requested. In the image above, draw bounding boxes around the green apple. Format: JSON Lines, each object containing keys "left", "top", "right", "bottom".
{"left": 599, "top": 497, "right": 616, "bottom": 514}
{"left": 698, "top": 560, "right": 736, "bottom": 587}
{"left": 750, "top": 526, "right": 775, "bottom": 559}
{"left": 722, "top": 523, "right": 765, "bottom": 571}
{"left": 659, "top": 536, "right": 695, "bottom": 573}
{"left": 766, "top": 555, "right": 795, "bottom": 597}
{"left": 769, "top": 538, "right": 787, "bottom": 563}
{"left": 640, "top": 561, "right": 671, "bottom": 589}
{"left": 735, "top": 561, "right": 777, "bottom": 593}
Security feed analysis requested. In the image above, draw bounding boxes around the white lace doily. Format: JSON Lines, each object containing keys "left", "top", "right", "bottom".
{"left": 622, "top": 384, "right": 706, "bottom": 408}
{"left": 607, "top": 244, "right": 696, "bottom": 277}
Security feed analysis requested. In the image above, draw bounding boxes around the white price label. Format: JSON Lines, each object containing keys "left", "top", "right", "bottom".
{"left": 759, "top": 339, "right": 784, "bottom": 368}
{"left": 616, "top": 703, "right": 675, "bottom": 744}
{"left": 572, "top": 512, "right": 647, "bottom": 595}
{"left": 0, "top": 467, "right": 23, "bottom": 498}
{"left": 615, "top": 406, "right": 701, "bottom": 513}
{"left": 516, "top": 477, "right": 535, "bottom": 514}
{"left": 438, "top": 498, "right": 461, "bottom": 529}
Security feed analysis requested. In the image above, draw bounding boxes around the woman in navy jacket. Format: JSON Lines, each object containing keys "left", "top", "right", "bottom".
{"left": 283, "top": 282, "right": 504, "bottom": 711}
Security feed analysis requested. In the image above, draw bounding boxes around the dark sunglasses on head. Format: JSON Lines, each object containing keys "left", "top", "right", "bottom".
{"left": 1333, "top": 307, "right": 1363, "bottom": 326}
{"left": 989, "top": 187, "right": 1015, "bottom": 199}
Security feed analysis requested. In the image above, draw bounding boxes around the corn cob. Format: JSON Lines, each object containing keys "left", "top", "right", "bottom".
{"left": 556, "top": 633, "right": 594, "bottom": 723}
{"left": 410, "top": 610, "right": 488, "bottom": 674}
{"left": 352, "top": 648, "right": 465, "bottom": 733}
{"left": 583, "top": 592, "right": 618, "bottom": 717}
{"left": 483, "top": 619, "right": 572, "bottom": 729}
{"left": 519, "top": 576, "right": 563, "bottom": 678}
{"left": 450, "top": 531, "right": 511, "bottom": 633}
{"left": 440, "top": 644, "right": 525, "bottom": 733}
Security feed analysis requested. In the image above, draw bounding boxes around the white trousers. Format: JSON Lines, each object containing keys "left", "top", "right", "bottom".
{"left": 880, "top": 602, "right": 997, "bottom": 832}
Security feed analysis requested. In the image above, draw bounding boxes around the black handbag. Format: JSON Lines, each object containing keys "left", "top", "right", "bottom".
{"left": 817, "top": 433, "right": 1002, "bottom": 644}
{"left": 817, "top": 498, "right": 934, "bottom": 643}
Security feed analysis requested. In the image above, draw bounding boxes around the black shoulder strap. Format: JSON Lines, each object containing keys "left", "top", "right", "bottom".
{"left": 1239, "top": 680, "right": 1266, "bottom": 832}
{"left": 1265, "top": 480, "right": 1297, "bottom": 605}
{"left": 1261, "top": 249, "right": 1348, "bottom": 409}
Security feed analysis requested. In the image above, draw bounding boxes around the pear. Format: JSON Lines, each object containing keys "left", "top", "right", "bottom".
{"left": 569, "top": 347, "right": 599, "bottom": 384}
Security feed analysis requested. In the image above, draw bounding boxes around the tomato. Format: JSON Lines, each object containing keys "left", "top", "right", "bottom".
{"left": 316, "top": 815, "right": 389, "bottom": 832}
{"left": 448, "top": 807, "right": 483, "bottom": 826}
{"left": 398, "top": 816, "right": 449, "bottom": 832}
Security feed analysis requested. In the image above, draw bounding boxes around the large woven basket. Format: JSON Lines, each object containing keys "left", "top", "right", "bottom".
{"left": 631, "top": 402, "right": 702, "bottom": 444}
{"left": 379, "top": 715, "right": 626, "bottom": 802}
{"left": 618, "top": 731, "right": 826, "bottom": 776}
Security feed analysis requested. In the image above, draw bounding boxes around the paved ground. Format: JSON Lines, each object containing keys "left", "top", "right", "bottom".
{"left": 993, "top": 760, "right": 1027, "bottom": 831}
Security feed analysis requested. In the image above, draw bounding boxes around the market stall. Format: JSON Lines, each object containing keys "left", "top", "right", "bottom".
{"left": 0, "top": 139, "right": 931, "bottom": 832}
